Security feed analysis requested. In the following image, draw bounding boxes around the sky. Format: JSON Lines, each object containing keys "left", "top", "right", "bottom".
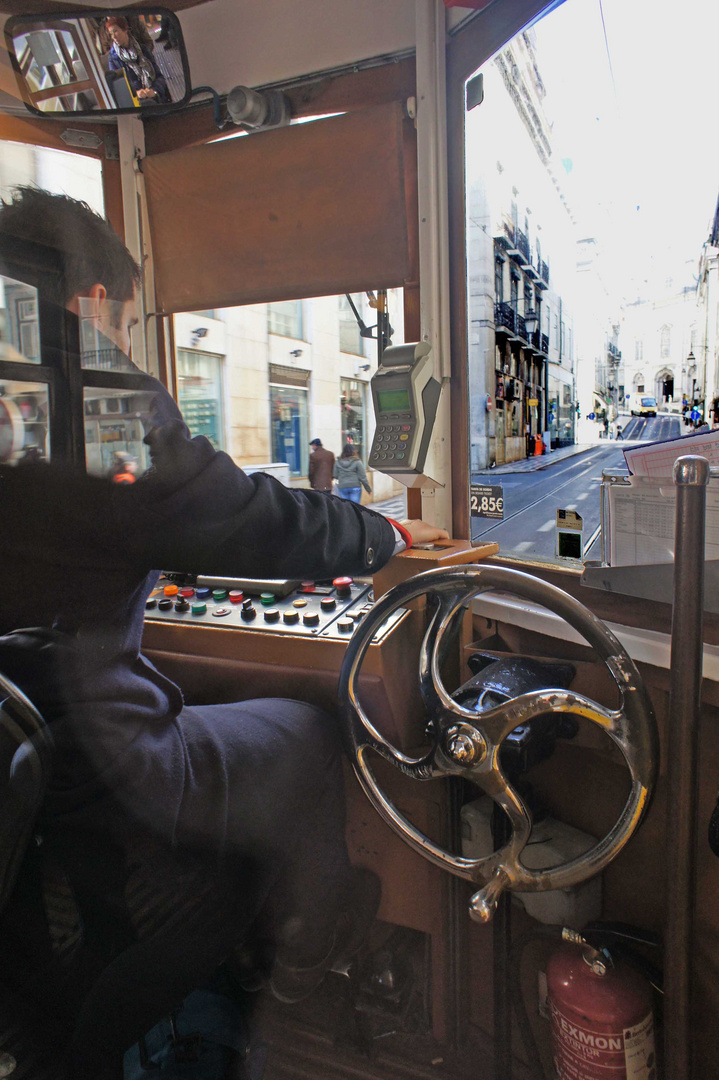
{"left": 532, "top": 0, "right": 719, "bottom": 300}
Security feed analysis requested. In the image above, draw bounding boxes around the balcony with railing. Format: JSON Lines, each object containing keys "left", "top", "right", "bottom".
{"left": 538, "top": 260, "right": 550, "bottom": 288}
{"left": 495, "top": 301, "right": 516, "bottom": 334}
{"left": 515, "top": 313, "right": 527, "bottom": 341}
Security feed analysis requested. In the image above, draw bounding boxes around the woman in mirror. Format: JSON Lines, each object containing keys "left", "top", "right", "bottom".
{"left": 105, "top": 16, "right": 170, "bottom": 104}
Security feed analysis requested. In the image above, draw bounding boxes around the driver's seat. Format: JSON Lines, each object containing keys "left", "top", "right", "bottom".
{"left": 0, "top": 664, "right": 54, "bottom": 1077}
{"left": 0, "top": 636, "right": 255, "bottom": 1080}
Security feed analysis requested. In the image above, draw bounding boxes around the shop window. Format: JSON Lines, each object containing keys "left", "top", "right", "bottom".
{"left": 177, "top": 349, "right": 225, "bottom": 450}
{"left": 340, "top": 378, "right": 367, "bottom": 460}
{"left": 270, "top": 384, "right": 309, "bottom": 477}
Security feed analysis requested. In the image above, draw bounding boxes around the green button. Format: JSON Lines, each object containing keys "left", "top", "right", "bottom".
{"left": 260, "top": 592, "right": 276, "bottom": 606}
{"left": 212, "top": 588, "right": 228, "bottom": 601}
{"left": 191, "top": 602, "right": 207, "bottom": 615}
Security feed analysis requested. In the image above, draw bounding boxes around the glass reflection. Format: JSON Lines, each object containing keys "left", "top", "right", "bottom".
{"left": 84, "top": 387, "right": 155, "bottom": 480}
{"left": 78, "top": 295, "right": 137, "bottom": 371}
{"left": 10, "top": 13, "right": 186, "bottom": 115}
{"left": 0, "top": 381, "right": 49, "bottom": 463}
{"left": 0, "top": 274, "right": 41, "bottom": 364}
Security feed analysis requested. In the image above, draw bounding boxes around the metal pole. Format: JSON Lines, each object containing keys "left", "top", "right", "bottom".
{"left": 492, "top": 802, "right": 512, "bottom": 1080}
{"left": 665, "top": 454, "right": 708, "bottom": 1080}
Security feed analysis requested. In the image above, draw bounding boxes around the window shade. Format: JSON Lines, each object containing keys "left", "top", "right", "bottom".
{"left": 143, "top": 102, "right": 415, "bottom": 315}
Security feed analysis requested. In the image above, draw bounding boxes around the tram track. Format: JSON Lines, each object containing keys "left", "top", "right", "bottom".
{"left": 474, "top": 447, "right": 608, "bottom": 535}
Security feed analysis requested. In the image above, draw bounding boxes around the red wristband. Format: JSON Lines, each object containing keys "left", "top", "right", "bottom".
{"left": 387, "top": 517, "right": 412, "bottom": 549}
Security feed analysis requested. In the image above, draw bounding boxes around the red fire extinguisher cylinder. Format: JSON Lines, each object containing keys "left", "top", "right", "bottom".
{"left": 547, "top": 943, "right": 657, "bottom": 1080}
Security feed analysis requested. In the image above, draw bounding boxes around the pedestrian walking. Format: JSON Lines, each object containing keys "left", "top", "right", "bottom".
{"left": 333, "top": 443, "right": 371, "bottom": 503}
{"left": 615, "top": 425, "right": 623, "bottom": 440}
{"left": 308, "top": 438, "right": 335, "bottom": 492}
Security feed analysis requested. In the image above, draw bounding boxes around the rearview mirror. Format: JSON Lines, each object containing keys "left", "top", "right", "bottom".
{"left": 4, "top": 7, "right": 191, "bottom": 116}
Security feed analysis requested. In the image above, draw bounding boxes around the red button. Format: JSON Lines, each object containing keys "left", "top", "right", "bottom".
{"left": 229, "top": 590, "right": 244, "bottom": 604}
{"left": 333, "top": 576, "right": 353, "bottom": 593}
{"left": 180, "top": 587, "right": 195, "bottom": 598}
{"left": 300, "top": 581, "right": 316, "bottom": 592}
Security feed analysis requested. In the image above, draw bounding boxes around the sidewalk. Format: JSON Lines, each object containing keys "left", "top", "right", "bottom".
{"left": 369, "top": 492, "right": 408, "bottom": 519}
{"left": 473, "top": 442, "right": 595, "bottom": 476}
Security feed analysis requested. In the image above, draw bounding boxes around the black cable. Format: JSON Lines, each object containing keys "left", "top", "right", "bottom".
{"left": 188, "top": 85, "right": 226, "bottom": 130}
{"left": 508, "top": 924, "right": 563, "bottom": 1080}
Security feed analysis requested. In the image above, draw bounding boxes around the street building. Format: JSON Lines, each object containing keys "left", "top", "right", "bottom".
{"left": 466, "top": 28, "right": 578, "bottom": 469}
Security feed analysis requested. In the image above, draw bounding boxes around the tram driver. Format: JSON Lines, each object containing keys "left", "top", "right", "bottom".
{"left": 0, "top": 188, "right": 448, "bottom": 1078}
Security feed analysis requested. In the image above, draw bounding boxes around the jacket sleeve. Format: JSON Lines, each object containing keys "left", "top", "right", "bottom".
{"left": 111, "top": 420, "right": 397, "bottom": 580}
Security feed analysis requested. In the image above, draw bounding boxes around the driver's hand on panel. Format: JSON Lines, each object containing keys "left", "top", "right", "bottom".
{"left": 402, "top": 519, "right": 450, "bottom": 546}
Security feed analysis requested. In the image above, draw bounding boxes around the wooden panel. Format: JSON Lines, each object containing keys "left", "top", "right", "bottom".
{"left": 143, "top": 56, "right": 417, "bottom": 157}
{"left": 143, "top": 102, "right": 414, "bottom": 314}
{"left": 0, "top": 111, "right": 107, "bottom": 155}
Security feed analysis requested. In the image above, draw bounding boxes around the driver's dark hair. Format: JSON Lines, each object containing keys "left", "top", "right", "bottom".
{"left": 0, "top": 187, "right": 141, "bottom": 309}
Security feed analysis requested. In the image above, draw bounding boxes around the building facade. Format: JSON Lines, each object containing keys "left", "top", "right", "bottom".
{"left": 466, "top": 29, "right": 577, "bottom": 471}
{"left": 173, "top": 291, "right": 404, "bottom": 501}
{"left": 619, "top": 284, "right": 699, "bottom": 416}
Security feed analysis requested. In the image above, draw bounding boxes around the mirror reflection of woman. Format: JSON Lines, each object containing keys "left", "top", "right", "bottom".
{"left": 105, "top": 16, "right": 170, "bottom": 103}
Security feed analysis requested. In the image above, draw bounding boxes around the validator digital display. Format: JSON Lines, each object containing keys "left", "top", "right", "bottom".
{"left": 376, "top": 388, "right": 412, "bottom": 413}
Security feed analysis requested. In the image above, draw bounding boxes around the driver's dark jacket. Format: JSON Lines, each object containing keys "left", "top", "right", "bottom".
{"left": 0, "top": 372, "right": 396, "bottom": 833}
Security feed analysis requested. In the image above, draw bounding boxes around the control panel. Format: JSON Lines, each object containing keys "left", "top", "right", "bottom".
{"left": 145, "top": 573, "right": 405, "bottom": 644}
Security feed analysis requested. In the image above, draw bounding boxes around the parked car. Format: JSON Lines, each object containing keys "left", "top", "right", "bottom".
{"left": 630, "top": 394, "right": 658, "bottom": 417}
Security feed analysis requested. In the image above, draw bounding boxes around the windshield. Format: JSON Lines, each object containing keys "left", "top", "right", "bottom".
{"left": 465, "top": 0, "right": 717, "bottom": 567}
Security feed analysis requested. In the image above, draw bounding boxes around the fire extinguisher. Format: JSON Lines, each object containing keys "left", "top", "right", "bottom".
{"left": 510, "top": 923, "right": 661, "bottom": 1080}
{"left": 547, "top": 930, "right": 657, "bottom": 1080}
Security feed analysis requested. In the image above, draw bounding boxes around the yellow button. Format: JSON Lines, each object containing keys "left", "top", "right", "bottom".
{"left": 163, "top": 584, "right": 179, "bottom": 596}
{"left": 399, "top": 434, "right": 409, "bottom": 442}
{"left": 293, "top": 598, "right": 308, "bottom": 607}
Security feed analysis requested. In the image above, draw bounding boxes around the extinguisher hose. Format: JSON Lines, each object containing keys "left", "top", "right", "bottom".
{"left": 509, "top": 924, "right": 564, "bottom": 1080}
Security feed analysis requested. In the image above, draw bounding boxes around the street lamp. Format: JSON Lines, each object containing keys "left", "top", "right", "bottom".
{"left": 523, "top": 309, "right": 539, "bottom": 336}
{"left": 686, "top": 350, "right": 697, "bottom": 403}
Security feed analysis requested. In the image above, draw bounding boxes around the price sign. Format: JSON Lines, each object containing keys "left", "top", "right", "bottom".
{"left": 470, "top": 483, "right": 504, "bottom": 520}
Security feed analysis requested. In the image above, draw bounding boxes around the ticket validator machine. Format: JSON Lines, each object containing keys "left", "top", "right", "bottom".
{"left": 368, "top": 342, "right": 441, "bottom": 482}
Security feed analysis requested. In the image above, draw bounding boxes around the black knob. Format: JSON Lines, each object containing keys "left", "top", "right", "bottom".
{"left": 146, "top": 598, "right": 157, "bottom": 610}
{"left": 241, "top": 605, "right": 256, "bottom": 621}
{"left": 283, "top": 610, "right": 300, "bottom": 624}
{"left": 337, "top": 618, "right": 354, "bottom": 633}
{"left": 174, "top": 599, "right": 190, "bottom": 612}
{"left": 264, "top": 608, "right": 280, "bottom": 623}
{"left": 320, "top": 597, "right": 336, "bottom": 611}
{"left": 158, "top": 598, "right": 173, "bottom": 611}
{"left": 303, "top": 611, "right": 320, "bottom": 626}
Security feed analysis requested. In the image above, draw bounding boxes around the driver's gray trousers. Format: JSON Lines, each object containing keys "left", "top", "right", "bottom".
{"left": 30, "top": 699, "right": 352, "bottom": 1078}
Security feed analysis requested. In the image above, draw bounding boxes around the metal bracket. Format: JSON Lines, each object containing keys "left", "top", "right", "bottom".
{"left": 60, "top": 129, "right": 102, "bottom": 150}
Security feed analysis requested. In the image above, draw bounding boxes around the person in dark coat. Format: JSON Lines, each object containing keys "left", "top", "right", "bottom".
{"left": 307, "top": 437, "right": 334, "bottom": 492}
{"left": 105, "top": 16, "right": 170, "bottom": 104}
{"left": 0, "top": 189, "right": 447, "bottom": 1076}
